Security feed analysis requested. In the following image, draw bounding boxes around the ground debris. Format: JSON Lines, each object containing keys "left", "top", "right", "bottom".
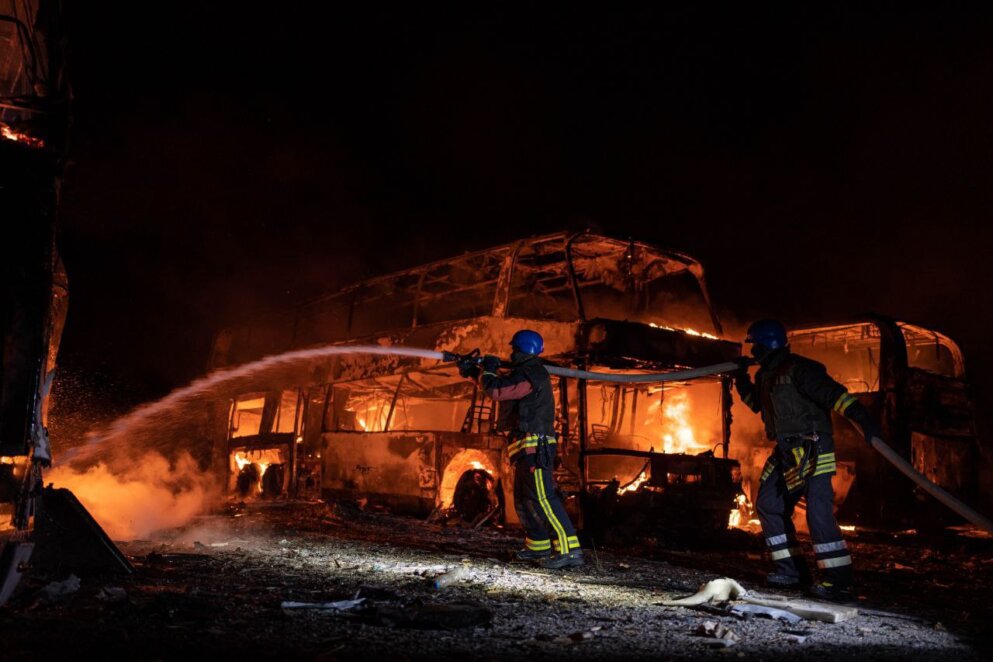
{"left": 39, "top": 574, "right": 80, "bottom": 601}
{"left": 695, "top": 620, "right": 740, "bottom": 648}
{"left": 432, "top": 565, "right": 469, "bottom": 589}
{"left": 6, "top": 503, "right": 985, "bottom": 659}
{"left": 374, "top": 602, "right": 492, "bottom": 630}
{"left": 280, "top": 597, "right": 366, "bottom": 612}
{"left": 95, "top": 586, "right": 128, "bottom": 604}
{"left": 730, "top": 603, "right": 803, "bottom": 624}
{"left": 660, "top": 577, "right": 747, "bottom": 605}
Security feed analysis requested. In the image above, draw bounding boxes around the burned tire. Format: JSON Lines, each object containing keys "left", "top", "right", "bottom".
{"left": 452, "top": 469, "right": 498, "bottom": 524}
{"left": 261, "top": 463, "right": 284, "bottom": 499}
{"left": 236, "top": 464, "right": 260, "bottom": 497}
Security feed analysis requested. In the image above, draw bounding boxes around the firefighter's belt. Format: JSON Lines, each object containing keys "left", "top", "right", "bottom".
{"left": 508, "top": 433, "right": 556, "bottom": 459}
{"left": 760, "top": 438, "right": 836, "bottom": 493}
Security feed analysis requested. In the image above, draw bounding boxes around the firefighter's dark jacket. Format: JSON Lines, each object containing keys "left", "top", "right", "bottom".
{"left": 481, "top": 356, "right": 556, "bottom": 436}
{"left": 736, "top": 348, "right": 863, "bottom": 440}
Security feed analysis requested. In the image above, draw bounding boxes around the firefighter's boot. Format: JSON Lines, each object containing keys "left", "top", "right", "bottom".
{"left": 542, "top": 549, "right": 584, "bottom": 570}
{"left": 808, "top": 581, "right": 855, "bottom": 604}
{"left": 766, "top": 568, "right": 812, "bottom": 589}
{"left": 515, "top": 548, "right": 551, "bottom": 561}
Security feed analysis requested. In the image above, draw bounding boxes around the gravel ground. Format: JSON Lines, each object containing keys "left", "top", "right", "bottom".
{"left": 1, "top": 501, "right": 989, "bottom": 660}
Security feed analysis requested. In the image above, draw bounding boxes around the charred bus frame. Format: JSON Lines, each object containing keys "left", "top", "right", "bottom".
{"left": 207, "top": 232, "right": 744, "bottom": 532}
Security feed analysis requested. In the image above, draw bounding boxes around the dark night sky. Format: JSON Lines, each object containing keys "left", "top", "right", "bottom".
{"left": 54, "top": 4, "right": 993, "bottom": 435}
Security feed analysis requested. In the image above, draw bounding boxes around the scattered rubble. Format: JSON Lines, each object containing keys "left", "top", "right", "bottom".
{"left": 39, "top": 575, "right": 80, "bottom": 601}
{"left": 696, "top": 620, "right": 740, "bottom": 648}
{"left": 280, "top": 597, "right": 366, "bottom": 612}
{"left": 0, "top": 502, "right": 988, "bottom": 659}
{"left": 730, "top": 603, "right": 803, "bottom": 624}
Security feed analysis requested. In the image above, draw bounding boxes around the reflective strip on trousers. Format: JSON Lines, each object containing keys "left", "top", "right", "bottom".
{"left": 526, "top": 538, "right": 551, "bottom": 551}
{"left": 817, "top": 555, "right": 853, "bottom": 569}
{"left": 507, "top": 434, "right": 557, "bottom": 456}
{"left": 535, "top": 468, "right": 570, "bottom": 554}
{"left": 770, "top": 547, "right": 801, "bottom": 561}
{"left": 813, "top": 540, "right": 847, "bottom": 554}
{"left": 766, "top": 534, "right": 788, "bottom": 547}
{"left": 553, "top": 536, "right": 580, "bottom": 551}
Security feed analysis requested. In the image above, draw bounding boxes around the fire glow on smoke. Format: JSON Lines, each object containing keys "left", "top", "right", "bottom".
{"left": 46, "top": 452, "right": 215, "bottom": 540}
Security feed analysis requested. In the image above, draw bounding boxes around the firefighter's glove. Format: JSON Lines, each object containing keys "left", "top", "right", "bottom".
{"left": 731, "top": 358, "right": 753, "bottom": 393}
{"left": 480, "top": 355, "right": 502, "bottom": 375}
{"left": 457, "top": 358, "right": 481, "bottom": 379}
{"left": 732, "top": 356, "right": 752, "bottom": 378}
{"left": 847, "top": 403, "right": 882, "bottom": 447}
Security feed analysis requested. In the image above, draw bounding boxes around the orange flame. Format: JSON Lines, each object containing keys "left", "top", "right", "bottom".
{"left": 659, "top": 390, "right": 707, "bottom": 454}
{"left": 728, "top": 493, "right": 747, "bottom": 528}
{"left": 231, "top": 449, "right": 281, "bottom": 494}
{"left": 648, "top": 322, "right": 719, "bottom": 340}
{"left": 0, "top": 124, "right": 44, "bottom": 148}
{"left": 619, "top": 470, "right": 648, "bottom": 494}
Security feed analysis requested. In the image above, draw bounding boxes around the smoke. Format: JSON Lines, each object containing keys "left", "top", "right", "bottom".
{"left": 46, "top": 451, "right": 218, "bottom": 541}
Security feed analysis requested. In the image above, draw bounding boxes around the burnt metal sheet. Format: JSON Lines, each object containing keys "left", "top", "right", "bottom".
{"left": 582, "top": 450, "right": 742, "bottom": 540}
{"left": 582, "top": 319, "right": 740, "bottom": 370}
{"left": 322, "top": 431, "right": 438, "bottom": 505}
{"left": 902, "top": 369, "right": 975, "bottom": 438}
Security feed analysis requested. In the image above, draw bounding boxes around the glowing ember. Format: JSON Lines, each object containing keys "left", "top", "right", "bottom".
{"left": 0, "top": 124, "right": 44, "bottom": 148}
{"left": 0, "top": 456, "right": 13, "bottom": 465}
{"left": 840, "top": 524, "right": 856, "bottom": 532}
{"left": 619, "top": 470, "right": 649, "bottom": 494}
{"left": 648, "top": 322, "right": 719, "bottom": 340}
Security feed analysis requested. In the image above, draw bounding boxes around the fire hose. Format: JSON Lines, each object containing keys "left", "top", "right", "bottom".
{"left": 858, "top": 427, "right": 993, "bottom": 535}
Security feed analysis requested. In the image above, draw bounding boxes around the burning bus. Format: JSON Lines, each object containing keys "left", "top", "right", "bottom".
{"left": 206, "top": 232, "right": 744, "bottom": 535}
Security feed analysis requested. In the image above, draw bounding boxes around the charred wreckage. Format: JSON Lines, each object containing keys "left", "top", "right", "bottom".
{"left": 201, "top": 232, "right": 983, "bottom": 543}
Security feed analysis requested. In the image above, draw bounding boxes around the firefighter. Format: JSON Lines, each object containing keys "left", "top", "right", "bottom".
{"left": 457, "top": 330, "right": 584, "bottom": 569}
{"left": 734, "top": 320, "right": 881, "bottom": 603}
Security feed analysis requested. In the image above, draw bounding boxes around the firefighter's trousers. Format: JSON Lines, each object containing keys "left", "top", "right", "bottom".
{"left": 756, "top": 460, "right": 853, "bottom": 587}
{"left": 512, "top": 443, "right": 579, "bottom": 555}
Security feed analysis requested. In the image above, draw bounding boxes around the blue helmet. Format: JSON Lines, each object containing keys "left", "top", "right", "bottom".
{"left": 745, "top": 319, "right": 788, "bottom": 350}
{"left": 510, "top": 329, "right": 544, "bottom": 355}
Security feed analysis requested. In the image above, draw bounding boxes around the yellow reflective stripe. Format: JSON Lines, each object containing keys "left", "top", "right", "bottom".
{"left": 482, "top": 371, "right": 498, "bottom": 378}
{"left": 817, "top": 555, "right": 852, "bottom": 569}
{"left": 507, "top": 436, "right": 557, "bottom": 455}
{"left": 526, "top": 538, "right": 551, "bottom": 550}
{"left": 834, "top": 393, "right": 857, "bottom": 414}
{"left": 760, "top": 456, "right": 778, "bottom": 482}
{"left": 535, "top": 468, "right": 569, "bottom": 554}
{"left": 813, "top": 452, "right": 837, "bottom": 476}
{"left": 553, "top": 536, "right": 580, "bottom": 551}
